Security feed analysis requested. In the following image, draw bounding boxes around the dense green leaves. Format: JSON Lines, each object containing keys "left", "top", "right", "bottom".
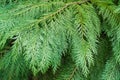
{"left": 0, "top": 0, "right": 120, "bottom": 80}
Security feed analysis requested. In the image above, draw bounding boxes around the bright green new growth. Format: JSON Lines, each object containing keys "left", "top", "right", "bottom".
{"left": 0, "top": 0, "right": 120, "bottom": 80}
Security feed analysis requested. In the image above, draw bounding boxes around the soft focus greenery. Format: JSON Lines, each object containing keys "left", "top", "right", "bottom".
{"left": 0, "top": 0, "right": 120, "bottom": 80}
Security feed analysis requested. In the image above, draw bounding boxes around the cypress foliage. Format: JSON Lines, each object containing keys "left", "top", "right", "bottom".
{"left": 0, "top": 0, "right": 120, "bottom": 80}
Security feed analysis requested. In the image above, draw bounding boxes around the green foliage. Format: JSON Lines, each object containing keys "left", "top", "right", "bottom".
{"left": 0, "top": 0, "right": 120, "bottom": 80}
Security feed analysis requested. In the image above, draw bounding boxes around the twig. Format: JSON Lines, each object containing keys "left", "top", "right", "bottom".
{"left": 67, "top": 67, "right": 78, "bottom": 80}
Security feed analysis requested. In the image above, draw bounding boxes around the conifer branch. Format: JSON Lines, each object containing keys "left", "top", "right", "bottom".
{"left": 22, "top": 0, "right": 90, "bottom": 30}
{"left": 13, "top": 0, "right": 90, "bottom": 32}
{"left": 36, "top": 0, "right": 89, "bottom": 21}
{"left": 13, "top": 2, "right": 64, "bottom": 16}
